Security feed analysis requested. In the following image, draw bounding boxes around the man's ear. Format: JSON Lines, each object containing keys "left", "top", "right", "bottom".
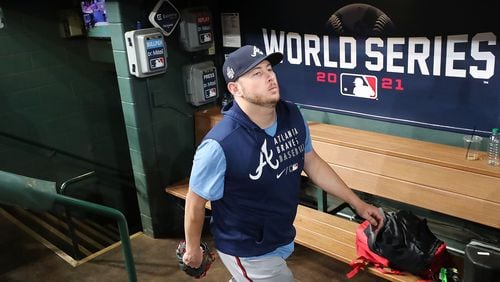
{"left": 227, "top": 82, "right": 241, "bottom": 97}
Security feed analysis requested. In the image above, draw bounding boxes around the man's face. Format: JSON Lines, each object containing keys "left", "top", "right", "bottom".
{"left": 234, "top": 60, "right": 280, "bottom": 107}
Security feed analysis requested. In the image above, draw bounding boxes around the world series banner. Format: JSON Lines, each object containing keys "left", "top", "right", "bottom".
{"left": 221, "top": 1, "right": 500, "bottom": 135}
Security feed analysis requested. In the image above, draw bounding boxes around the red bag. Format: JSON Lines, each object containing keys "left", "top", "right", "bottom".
{"left": 347, "top": 210, "right": 451, "bottom": 281}
{"left": 346, "top": 220, "right": 401, "bottom": 279}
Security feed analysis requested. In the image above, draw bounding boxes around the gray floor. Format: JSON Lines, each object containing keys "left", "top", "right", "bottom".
{"left": 0, "top": 211, "right": 386, "bottom": 282}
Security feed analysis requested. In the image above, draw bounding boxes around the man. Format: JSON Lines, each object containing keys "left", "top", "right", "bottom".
{"left": 183, "top": 45, "right": 384, "bottom": 281}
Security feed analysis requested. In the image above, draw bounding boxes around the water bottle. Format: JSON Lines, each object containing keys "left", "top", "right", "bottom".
{"left": 487, "top": 128, "right": 500, "bottom": 166}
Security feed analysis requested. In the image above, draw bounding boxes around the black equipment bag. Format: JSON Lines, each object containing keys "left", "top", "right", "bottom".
{"left": 350, "top": 210, "right": 452, "bottom": 280}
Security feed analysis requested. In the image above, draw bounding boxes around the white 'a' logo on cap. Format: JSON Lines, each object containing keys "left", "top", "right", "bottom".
{"left": 251, "top": 46, "right": 264, "bottom": 57}
{"left": 226, "top": 67, "right": 235, "bottom": 79}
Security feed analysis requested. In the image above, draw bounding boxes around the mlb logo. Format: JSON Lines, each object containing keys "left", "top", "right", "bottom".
{"left": 150, "top": 57, "right": 165, "bottom": 69}
{"left": 205, "top": 87, "right": 217, "bottom": 98}
{"left": 340, "top": 73, "right": 377, "bottom": 99}
{"left": 199, "top": 32, "right": 212, "bottom": 43}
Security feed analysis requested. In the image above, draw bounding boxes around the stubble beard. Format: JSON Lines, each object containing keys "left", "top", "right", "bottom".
{"left": 241, "top": 88, "right": 280, "bottom": 108}
{"left": 244, "top": 95, "right": 278, "bottom": 108}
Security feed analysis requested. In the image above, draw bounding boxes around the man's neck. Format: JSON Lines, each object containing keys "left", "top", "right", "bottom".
{"left": 236, "top": 98, "right": 277, "bottom": 129}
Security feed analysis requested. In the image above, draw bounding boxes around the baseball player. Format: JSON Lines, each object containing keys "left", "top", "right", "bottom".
{"left": 182, "top": 45, "right": 384, "bottom": 281}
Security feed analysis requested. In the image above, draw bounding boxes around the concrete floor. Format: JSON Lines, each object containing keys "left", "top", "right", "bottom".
{"left": 0, "top": 211, "right": 386, "bottom": 282}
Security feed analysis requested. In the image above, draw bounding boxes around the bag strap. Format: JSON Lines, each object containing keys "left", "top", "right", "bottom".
{"left": 346, "top": 257, "right": 368, "bottom": 278}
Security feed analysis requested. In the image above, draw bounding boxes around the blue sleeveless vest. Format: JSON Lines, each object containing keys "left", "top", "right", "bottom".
{"left": 204, "top": 100, "right": 306, "bottom": 257}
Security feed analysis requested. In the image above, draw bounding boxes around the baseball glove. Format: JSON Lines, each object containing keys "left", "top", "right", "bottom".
{"left": 176, "top": 241, "right": 215, "bottom": 279}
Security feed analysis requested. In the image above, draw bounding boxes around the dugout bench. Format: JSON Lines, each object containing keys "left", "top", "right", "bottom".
{"left": 165, "top": 106, "right": 500, "bottom": 282}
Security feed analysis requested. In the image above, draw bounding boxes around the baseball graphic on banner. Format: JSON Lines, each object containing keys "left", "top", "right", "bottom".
{"left": 327, "top": 3, "right": 395, "bottom": 36}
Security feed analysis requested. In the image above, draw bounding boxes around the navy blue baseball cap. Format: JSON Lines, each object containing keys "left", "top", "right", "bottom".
{"left": 222, "top": 45, "right": 283, "bottom": 83}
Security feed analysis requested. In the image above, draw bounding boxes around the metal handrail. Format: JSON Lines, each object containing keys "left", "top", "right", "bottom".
{"left": 58, "top": 171, "right": 97, "bottom": 259}
{"left": 53, "top": 193, "right": 137, "bottom": 282}
{"left": 58, "top": 171, "right": 96, "bottom": 194}
{"left": 0, "top": 170, "right": 137, "bottom": 282}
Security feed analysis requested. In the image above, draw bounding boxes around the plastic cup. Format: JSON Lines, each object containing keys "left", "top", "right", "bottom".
{"left": 463, "top": 135, "right": 483, "bottom": 160}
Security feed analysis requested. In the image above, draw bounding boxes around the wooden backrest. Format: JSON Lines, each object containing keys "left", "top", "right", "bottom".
{"left": 194, "top": 107, "right": 500, "bottom": 229}
{"left": 309, "top": 123, "right": 500, "bottom": 229}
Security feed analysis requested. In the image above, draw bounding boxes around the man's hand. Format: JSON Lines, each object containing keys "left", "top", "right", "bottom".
{"left": 354, "top": 202, "right": 384, "bottom": 233}
{"left": 176, "top": 241, "right": 215, "bottom": 279}
{"left": 182, "top": 243, "right": 204, "bottom": 268}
